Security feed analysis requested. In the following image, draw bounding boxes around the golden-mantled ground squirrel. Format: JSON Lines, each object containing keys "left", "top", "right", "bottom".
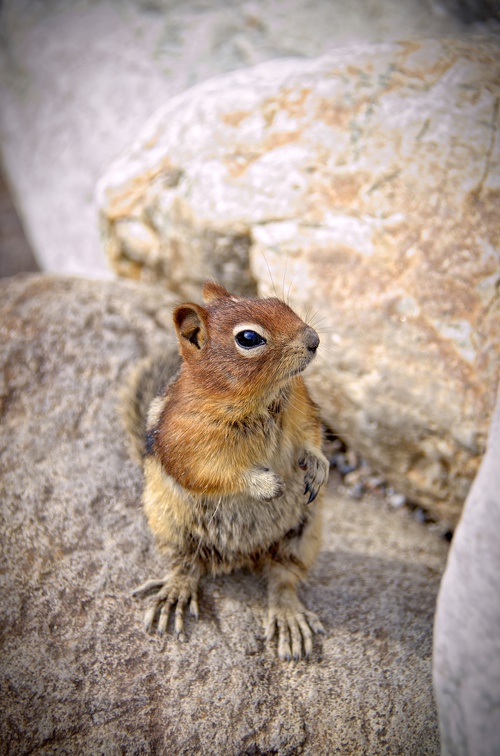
{"left": 122, "top": 281, "right": 329, "bottom": 660}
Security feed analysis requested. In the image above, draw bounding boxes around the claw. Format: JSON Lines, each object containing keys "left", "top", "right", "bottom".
{"left": 132, "top": 578, "right": 167, "bottom": 597}
{"left": 307, "top": 488, "right": 318, "bottom": 504}
{"left": 134, "top": 573, "right": 200, "bottom": 639}
{"left": 266, "top": 604, "right": 324, "bottom": 661}
{"left": 304, "top": 480, "right": 318, "bottom": 504}
{"left": 299, "top": 448, "right": 329, "bottom": 503}
{"left": 143, "top": 605, "right": 158, "bottom": 632}
{"left": 190, "top": 596, "right": 199, "bottom": 620}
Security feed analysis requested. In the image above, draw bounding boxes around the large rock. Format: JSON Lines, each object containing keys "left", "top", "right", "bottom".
{"left": 0, "top": 0, "right": 468, "bottom": 279}
{"left": 97, "top": 39, "right": 500, "bottom": 526}
{"left": 434, "top": 386, "right": 500, "bottom": 755}
{"left": 251, "top": 232, "right": 498, "bottom": 528}
{"left": 0, "top": 274, "right": 449, "bottom": 754}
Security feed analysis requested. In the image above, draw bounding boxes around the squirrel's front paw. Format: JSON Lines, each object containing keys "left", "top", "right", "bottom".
{"left": 298, "top": 449, "right": 329, "bottom": 504}
{"left": 245, "top": 466, "right": 285, "bottom": 501}
{"left": 132, "top": 572, "right": 199, "bottom": 641}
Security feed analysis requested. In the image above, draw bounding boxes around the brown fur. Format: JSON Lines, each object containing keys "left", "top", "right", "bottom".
{"left": 125, "top": 281, "right": 329, "bottom": 660}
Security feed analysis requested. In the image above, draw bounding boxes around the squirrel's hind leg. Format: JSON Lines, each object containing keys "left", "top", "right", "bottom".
{"left": 264, "top": 500, "right": 324, "bottom": 661}
{"left": 133, "top": 564, "right": 202, "bottom": 641}
{"left": 265, "top": 562, "right": 324, "bottom": 661}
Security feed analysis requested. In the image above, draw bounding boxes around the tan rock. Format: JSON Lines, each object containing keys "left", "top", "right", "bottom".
{"left": 97, "top": 38, "right": 500, "bottom": 525}
{"left": 251, "top": 217, "right": 498, "bottom": 527}
{"left": 0, "top": 0, "right": 468, "bottom": 278}
{"left": 0, "top": 274, "right": 449, "bottom": 754}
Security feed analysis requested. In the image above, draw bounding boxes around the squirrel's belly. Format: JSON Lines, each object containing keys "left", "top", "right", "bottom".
{"left": 195, "top": 481, "right": 308, "bottom": 561}
{"left": 142, "top": 456, "right": 309, "bottom": 570}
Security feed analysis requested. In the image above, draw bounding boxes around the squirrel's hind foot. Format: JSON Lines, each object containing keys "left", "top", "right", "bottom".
{"left": 265, "top": 595, "right": 325, "bottom": 661}
{"left": 133, "top": 571, "right": 200, "bottom": 641}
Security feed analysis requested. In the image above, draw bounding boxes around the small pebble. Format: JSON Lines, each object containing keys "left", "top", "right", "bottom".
{"left": 366, "top": 475, "right": 384, "bottom": 490}
{"left": 344, "top": 469, "right": 363, "bottom": 486}
{"left": 345, "top": 449, "right": 359, "bottom": 468}
{"left": 331, "top": 453, "right": 345, "bottom": 469}
{"left": 389, "top": 493, "right": 406, "bottom": 508}
{"left": 348, "top": 482, "right": 364, "bottom": 500}
{"left": 414, "top": 507, "right": 427, "bottom": 523}
{"left": 339, "top": 464, "right": 356, "bottom": 476}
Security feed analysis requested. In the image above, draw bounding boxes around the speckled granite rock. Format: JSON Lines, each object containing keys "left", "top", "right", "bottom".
{"left": 97, "top": 38, "right": 500, "bottom": 526}
{"left": 0, "top": 274, "right": 449, "bottom": 754}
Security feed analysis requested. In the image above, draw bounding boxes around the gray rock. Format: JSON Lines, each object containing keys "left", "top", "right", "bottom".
{"left": 97, "top": 39, "right": 500, "bottom": 526}
{"left": 0, "top": 172, "right": 38, "bottom": 279}
{"left": 0, "top": 274, "right": 449, "bottom": 754}
{"left": 433, "top": 385, "right": 500, "bottom": 756}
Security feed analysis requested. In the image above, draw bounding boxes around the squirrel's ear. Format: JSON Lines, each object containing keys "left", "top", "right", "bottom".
{"left": 173, "top": 303, "right": 209, "bottom": 352}
{"left": 202, "top": 281, "right": 239, "bottom": 304}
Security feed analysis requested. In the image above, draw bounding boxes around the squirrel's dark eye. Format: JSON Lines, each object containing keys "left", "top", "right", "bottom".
{"left": 235, "top": 330, "right": 266, "bottom": 349}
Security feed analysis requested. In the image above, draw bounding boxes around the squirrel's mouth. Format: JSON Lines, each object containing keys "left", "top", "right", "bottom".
{"left": 288, "top": 355, "right": 314, "bottom": 378}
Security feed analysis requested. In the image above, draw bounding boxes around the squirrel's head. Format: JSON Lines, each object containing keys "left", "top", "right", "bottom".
{"left": 172, "top": 281, "right": 319, "bottom": 402}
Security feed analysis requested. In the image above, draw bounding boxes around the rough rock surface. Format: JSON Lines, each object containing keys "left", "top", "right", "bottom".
{"left": 97, "top": 38, "right": 500, "bottom": 526}
{"left": 0, "top": 274, "right": 449, "bottom": 754}
{"left": 252, "top": 237, "right": 498, "bottom": 528}
{"left": 433, "top": 385, "right": 500, "bottom": 756}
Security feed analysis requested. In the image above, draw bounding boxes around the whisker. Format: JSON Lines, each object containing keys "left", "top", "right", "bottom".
{"left": 286, "top": 270, "right": 297, "bottom": 307}
{"left": 281, "top": 250, "right": 289, "bottom": 304}
{"left": 254, "top": 241, "right": 278, "bottom": 299}
{"left": 307, "top": 312, "right": 331, "bottom": 330}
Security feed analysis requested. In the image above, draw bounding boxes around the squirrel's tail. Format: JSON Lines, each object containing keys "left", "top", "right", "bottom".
{"left": 120, "top": 348, "right": 181, "bottom": 464}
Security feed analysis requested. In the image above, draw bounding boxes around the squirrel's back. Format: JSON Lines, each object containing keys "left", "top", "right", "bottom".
{"left": 120, "top": 347, "right": 180, "bottom": 464}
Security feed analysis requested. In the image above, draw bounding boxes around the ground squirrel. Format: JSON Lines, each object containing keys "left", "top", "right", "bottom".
{"left": 123, "top": 281, "right": 329, "bottom": 660}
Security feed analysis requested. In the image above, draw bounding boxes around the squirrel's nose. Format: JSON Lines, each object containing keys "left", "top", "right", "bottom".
{"left": 304, "top": 327, "right": 320, "bottom": 353}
